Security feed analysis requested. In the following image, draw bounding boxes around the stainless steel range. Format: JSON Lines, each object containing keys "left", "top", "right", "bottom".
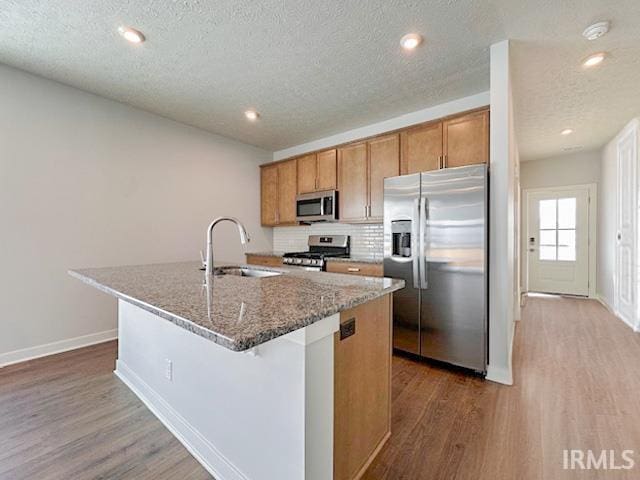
{"left": 283, "top": 235, "right": 350, "bottom": 271}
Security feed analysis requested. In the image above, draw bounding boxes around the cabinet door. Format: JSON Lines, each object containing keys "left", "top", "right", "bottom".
{"left": 400, "top": 122, "right": 443, "bottom": 175}
{"left": 443, "top": 110, "right": 489, "bottom": 167}
{"left": 338, "top": 143, "right": 368, "bottom": 222}
{"left": 334, "top": 294, "right": 391, "bottom": 480}
{"left": 317, "top": 149, "right": 337, "bottom": 191}
{"left": 260, "top": 165, "right": 278, "bottom": 226}
{"left": 368, "top": 134, "right": 400, "bottom": 220}
{"left": 296, "top": 154, "right": 317, "bottom": 194}
{"left": 277, "top": 160, "right": 298, "bottom": 224}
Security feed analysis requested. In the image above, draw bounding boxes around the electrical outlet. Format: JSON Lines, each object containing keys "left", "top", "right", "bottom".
{"left": 165, "top": 359, "right": 173, "bottom": 381}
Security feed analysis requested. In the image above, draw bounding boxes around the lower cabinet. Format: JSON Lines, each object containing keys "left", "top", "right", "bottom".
{"left": 326, "top": 261, "right": 383, "bottom": 277}
{"left": 334, "top": 294, "right": 392, "bottom": 480}
{"left": 245, "top": 254, "right": 283, "bottom": 267}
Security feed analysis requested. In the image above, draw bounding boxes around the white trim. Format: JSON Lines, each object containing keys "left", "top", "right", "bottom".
{"left": 272, "top": 91, "right": 490, "bottom": 161}
{"left": 597, "top": 295, "right": 640, "bottom": 333}
{"left": 0, "top": 329, "right": 117, "bottom": 368}
{"left": 522, "top": 183, "right": 598, "bottom": 298}
{"left": 115, "top": 360, "right": 248, "bottom": 480}
{"left": 486, "top": 319, "right": 516, "bottom": 386}
{"left": 486, "top": 364, "right": 513, "bottom": 385}
{"left": 284, "top": 313, "right": 339, "bottom": 346}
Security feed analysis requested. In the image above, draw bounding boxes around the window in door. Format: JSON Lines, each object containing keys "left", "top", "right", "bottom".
{"left": 538, "top": 197, "right": 576, "bottom": 261}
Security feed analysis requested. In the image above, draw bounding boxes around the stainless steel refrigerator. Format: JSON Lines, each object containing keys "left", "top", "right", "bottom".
{"left": 383, "top": 164, "right": 488, "bottom": 373}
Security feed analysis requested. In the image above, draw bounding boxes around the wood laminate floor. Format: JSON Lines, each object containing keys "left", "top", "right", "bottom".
{"left": 1, "top": 296, "right": 639, "bottom": 479}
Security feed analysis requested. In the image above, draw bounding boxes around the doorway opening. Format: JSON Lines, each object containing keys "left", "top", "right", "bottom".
{"left": 523, "top": 184, "right": 597, "bottom": 297}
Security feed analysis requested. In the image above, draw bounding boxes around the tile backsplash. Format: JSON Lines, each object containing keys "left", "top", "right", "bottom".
{"left": 273, "top": 223, "right": 383, "bottom": 260}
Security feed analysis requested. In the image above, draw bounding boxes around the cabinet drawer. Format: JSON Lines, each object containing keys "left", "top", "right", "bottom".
{"left": 326, "top": 261, "right": 383, "bottom": 277}
{"left": 245, "top": 255, "right": 283, "bottom": 267}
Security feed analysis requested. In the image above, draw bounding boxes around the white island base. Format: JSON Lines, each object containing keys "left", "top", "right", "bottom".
{"left": 115, "top": 299, "right": 340, "bottom": 480}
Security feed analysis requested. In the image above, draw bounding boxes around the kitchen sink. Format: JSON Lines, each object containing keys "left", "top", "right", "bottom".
{"left": 201, "top": 266, "right": 283, "bottom": 278}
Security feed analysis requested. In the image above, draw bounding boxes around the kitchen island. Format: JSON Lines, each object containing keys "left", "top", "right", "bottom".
{"left": 70, "top": 262, "right": 403, "bottom": 480}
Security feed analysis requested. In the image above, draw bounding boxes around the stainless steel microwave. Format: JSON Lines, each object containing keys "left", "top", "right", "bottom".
{"left": 296, "top": 190, "right": 338, "bottom": 222}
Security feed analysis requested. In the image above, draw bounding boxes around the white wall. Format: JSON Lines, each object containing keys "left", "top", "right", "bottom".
{"left": 519, "top": 150, "right": 601, "bottom": 294}
{"left": 0, "top": 64, "right": 272, "bottom": 365}
{"left": 598, "top": 118, "right": 640, "bottom": 310}
{"left": 520, "top": 150, "right": 601, "bottom": 190}
{"left": 487, "top": 40, "right": 519, "bottom": 386}
{"left": 272, "top": 92, "right": 490, "bottom": 161}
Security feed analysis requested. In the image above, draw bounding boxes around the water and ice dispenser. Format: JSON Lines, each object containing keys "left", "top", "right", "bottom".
{"left": 391, "top": 220, "right": 412, "bottom": 258}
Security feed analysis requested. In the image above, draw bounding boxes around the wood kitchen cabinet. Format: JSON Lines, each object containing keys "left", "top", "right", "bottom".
{"left": 245, "top": 254, "right": 283, "bottom": 267}
{"left": 337, "top": 143, "right": 369, "bottom": 221}
{"left": 326, "top": 260, "right": 383, "bottom": 277}
{"left": 334, "top": 294, "right": 391, "bottom": 480}
{"left": 260, "top": 164, "right": 278, "bottom": 226}
{"left": 443, "top": 109, "right": 489, "bottom": 168}
{"left": 368, "top": 134, "right": 400, "bottom": 220}
{"left": 260, "top": 159, "right": 297, "bottom": 226}
{"left": 338, "top": 135, "right": 399, "bottom": 222}
{"left": 400, "top": 109, "right": 489, "bottom": 174}
{"left": 400, "top": 121, "right": 443, "bottom": 175}
{"left": 297, "top": 149, "right": 337, "bottom": 194}
{"left": 261, "top": 108, "right": 489, "bottom": 226}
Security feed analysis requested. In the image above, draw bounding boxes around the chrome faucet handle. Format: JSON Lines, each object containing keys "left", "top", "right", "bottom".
{"left": 200, "top": 250, "right": 207, "bottom": 268}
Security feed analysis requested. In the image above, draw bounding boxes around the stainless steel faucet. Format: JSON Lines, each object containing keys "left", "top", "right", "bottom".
{"left": 204, "top": 217, "right": 250, "bottom": 277}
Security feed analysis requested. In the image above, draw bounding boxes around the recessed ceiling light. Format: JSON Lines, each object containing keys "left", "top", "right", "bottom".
{"left": 582, "top": 52, "right": 606, "bottom": 67}
{"left": 561, "top": 128, "right": 574, "bottom": 135}
{"left": 400, "top": 33, "right": 423, "bottom": 50}
{"left": 582, "top": 21, "right": 610, "bottom": 41}
{"left": 244, "top": 110, "right": 260, "bottom": 121}
{"left": 118, "top": 26, "right": 145, "bottom": 44}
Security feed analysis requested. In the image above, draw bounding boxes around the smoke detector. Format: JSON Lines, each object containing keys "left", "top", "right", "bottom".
{"left": 582, "top": 21, "right": 610, "bottom": 40}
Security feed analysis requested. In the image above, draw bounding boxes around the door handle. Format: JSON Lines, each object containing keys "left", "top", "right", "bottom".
{"left": 420, "top": 196, "right": 428, "bottom": 289}
{"left": 412, "top": 198, "right": 420, "bottom": 289}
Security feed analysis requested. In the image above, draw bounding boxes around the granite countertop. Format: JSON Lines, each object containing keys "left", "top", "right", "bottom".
{"left": 326, "top": 256, "right": 383, "bottom": 265}
{"left": 69, "top": 261, "right": 404, "bottom": 352}
{"left": 245, "top": 251, "right": 286, "bottom": 258}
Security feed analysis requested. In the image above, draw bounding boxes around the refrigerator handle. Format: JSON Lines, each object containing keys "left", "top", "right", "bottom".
{"left": 412, "top": 198, "right": 420, "bottom": 289}
{"left": 420, "top": 196, "right": 428, "bottom": 289}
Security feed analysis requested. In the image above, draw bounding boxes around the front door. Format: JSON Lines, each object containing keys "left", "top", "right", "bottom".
{"left": 527, "top": 188, "right": 590, "bottom": 296}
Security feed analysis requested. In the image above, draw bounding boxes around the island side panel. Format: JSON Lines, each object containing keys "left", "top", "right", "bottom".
{"left": 115, "top": 299, "right": 338, "bottom": 480}
{"left": 334, "top": 294, "right": 392, "bottom": 480}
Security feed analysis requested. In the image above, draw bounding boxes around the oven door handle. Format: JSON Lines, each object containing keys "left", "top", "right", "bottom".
{"left": 320, "top": 196, "right": 325, "bottom": 216}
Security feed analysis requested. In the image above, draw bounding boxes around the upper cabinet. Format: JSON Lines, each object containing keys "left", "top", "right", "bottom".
{"left": 260, "top": 108, "right": 488, "bottom": 226}
{"left": 260, "top": 164, "right": 278, "bottom": 226}
{"left": 316, "top": 149, "right": 338, "bottom": 191}
{"left": 338, "top": 143, "right": 369, "bottom": 222}
{"left": 368, "top": 134, "right": 400, "bottom": 220}
{"left": 400, "top": 122, "right": 443, "bottom": 175}
{"left": 443, "top": 109, "right": 489, "bottom": 168}
{"left": 338, "top": 134, "right": 400, "bottom": 223}
{"left": 260, "top": 159, "right": 297, "bottom": 226}
{"left": 400, "top": 108, "right": 489, "bottom": 175}
{"left": 296, "top": 154, "right": 317, "bottom": 194}
{"left": 297, "top": 149, "right": 337, "bottom": 194}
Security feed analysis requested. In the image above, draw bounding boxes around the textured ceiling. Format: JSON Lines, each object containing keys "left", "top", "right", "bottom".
{"left": 0, "top": 1, "right": 638, "bottom": 157}
{"left": 505, "top": 0, "right": 640, "bottom": 160}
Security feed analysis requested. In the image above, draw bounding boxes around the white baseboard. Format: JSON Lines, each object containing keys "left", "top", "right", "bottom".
{"left": 486, "top": 364, "right": 513, "bottom": 385}
{"left": 596, "top": 295, "right": 640, "bottom": 332}
{"left": 0, "top": 329, "right": 117, "bottom": 368}
{"left": 115, "top": 360, "right": 247, "bottom": 480}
